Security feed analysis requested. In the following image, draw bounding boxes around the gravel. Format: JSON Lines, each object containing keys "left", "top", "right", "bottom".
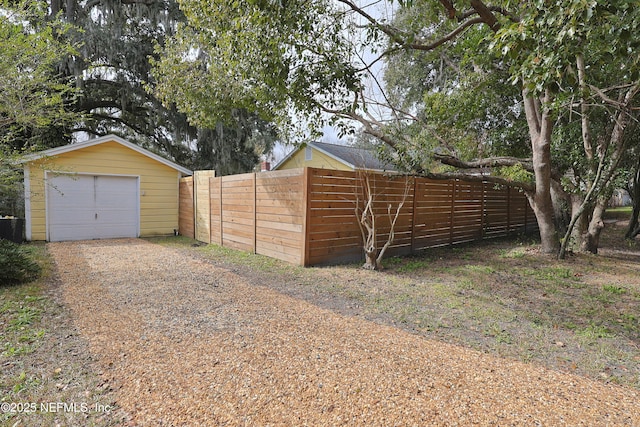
{"left": 48, "top": 238, "right": 640, "bottom": 426}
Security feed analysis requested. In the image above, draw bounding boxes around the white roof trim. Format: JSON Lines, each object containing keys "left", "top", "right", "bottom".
{"left": 21, "top": 134, "right": 192, "bottom": 176}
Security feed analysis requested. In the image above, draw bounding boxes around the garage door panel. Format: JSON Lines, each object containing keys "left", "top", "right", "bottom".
{"left": 47, "top": 174, "right": 139, "bottom": 241}
{"left": 49, "top": 175, "right": 94, "bottom": 202}
{"left": 95, "top": 175, "right": 137, "bottom": 206}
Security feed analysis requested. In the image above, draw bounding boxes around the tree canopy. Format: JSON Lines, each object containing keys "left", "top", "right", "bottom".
{"left": 1, "top": 0, "right": 277, "bottom": 174}
{"left": 155, "top": 0, "right": 640, "bottom": 255}
{"left": 0, "top": 1, "right": 77, "bottom": 150}
{"left": 0, "top": 0, "right": 79, "bottom": 215}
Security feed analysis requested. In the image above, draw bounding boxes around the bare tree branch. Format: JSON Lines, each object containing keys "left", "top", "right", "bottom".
{"left": 407, "top": 18, "right": 484, "bottom": 51}
{"left": 433, "top": 153, "right": 533, "bottom": 170}
{"left": 336, "top": 0, "right": 514, "bottom": 53}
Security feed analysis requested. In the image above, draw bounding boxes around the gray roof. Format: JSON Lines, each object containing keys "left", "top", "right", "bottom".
{"left": 277, "top": 141, "right": 396, "bottom": 172}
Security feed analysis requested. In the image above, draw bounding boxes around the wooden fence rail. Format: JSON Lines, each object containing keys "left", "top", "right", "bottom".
{"left": 178, "top": 167, "right": 538, "bottom": 266}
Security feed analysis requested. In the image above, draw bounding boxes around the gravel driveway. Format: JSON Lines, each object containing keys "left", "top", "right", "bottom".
{"left": 49, "top": 239, "right": 639, "bottom": 426}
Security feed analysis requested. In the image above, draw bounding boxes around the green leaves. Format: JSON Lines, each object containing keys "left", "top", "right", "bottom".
{"left": 153, "top": 0, "right": 363, "bottom": 138}
{"left": 492, "top": 0, "right": 640, "bottom": 95}
{"left": 0, "top": 1, "right": 79, "bottom": 146}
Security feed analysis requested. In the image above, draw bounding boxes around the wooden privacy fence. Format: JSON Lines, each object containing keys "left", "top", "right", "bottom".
{"left": 179, "top": 167, "right": 538, "bottom": 266}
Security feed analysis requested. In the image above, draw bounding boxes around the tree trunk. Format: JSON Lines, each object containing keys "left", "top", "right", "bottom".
{"left": 581, "top": 201, "right": 606, "bottom": 253}
{"left": 626, "top": 201, "right": 640, "bottom": 239}
{"left": 570, "top": 195, "right": 589, "bottom": 251}
{"left": 523, "top": 89, "right": 559, "bottom": 253}
{"left": 625, "top": 156, "right": 640, "bottom": 239}
{"left": 550, "top": 179, "right": 570, "bottom": 237}
{"left": 363, "top": 250, "right": 381, "bottom": 270}
{"left": 50, "top": 0, "right": 61, "bottom": 18}
{"left": 527, "top": 191, "right": 558, "bottom": 253}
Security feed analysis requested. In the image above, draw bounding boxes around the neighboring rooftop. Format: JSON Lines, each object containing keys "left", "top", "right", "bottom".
{"left": 274, "top": 141, "right": 397, "bottom": 172}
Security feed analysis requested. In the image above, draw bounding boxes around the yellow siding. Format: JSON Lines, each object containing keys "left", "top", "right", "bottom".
{"left": 26, "top": 140, "right": 181, "bottom": 240}
{"left": 277, "top": 147, "right": 353, "bottom": 171}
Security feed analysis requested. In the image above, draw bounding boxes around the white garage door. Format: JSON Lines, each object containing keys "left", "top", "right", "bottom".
{"left": 47, "top": 174, "right": 139, "bottom": 242}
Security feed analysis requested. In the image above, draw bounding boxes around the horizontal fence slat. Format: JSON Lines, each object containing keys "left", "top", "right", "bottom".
{"left": 180, "top": 167, "right": 539, "bottom": 266}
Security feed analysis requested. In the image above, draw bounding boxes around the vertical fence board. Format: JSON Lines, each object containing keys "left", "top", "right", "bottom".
{"left": 178, "top": 177, "right": 194, "bottom": 239}
{"left": 256, "top": 169, "right": 305, "bottom": 265}
{"left": 221, "top": 173, "right": 255, "bottom": 252}
{"left": 194, "top": 170, "right": 215, "bottom": 243}
{"left": 209, "top": 177, "right": 222, "bottom": 245}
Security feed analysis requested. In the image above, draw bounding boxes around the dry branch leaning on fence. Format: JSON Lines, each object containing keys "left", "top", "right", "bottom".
{"left": 355, "top": 171, "right": 412, "bottom": 270}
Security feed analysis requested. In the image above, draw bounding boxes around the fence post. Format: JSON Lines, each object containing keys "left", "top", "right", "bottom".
{"left": 209, "top": 177, "right": 213, "bottom": 243}
{"left": 449, "top": 179, "right": 456, "bottom": 246}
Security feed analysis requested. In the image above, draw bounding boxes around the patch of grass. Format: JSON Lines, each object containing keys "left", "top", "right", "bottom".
{"left": 1, "top": 286, "right": 47, "bottom": 358}
{"left": 499, "top": 248, "right": 526, "bottom": 259}
{"left": 535, "top": 266, "right": 574, "bottom": 281}
{"left": 395, "top": 258, "right": 432, "bottom": 273}
{"left": 451, "top": 247, "right": 473, "bottom": 260}
{"left": 144, "top": 235, "right": 197, "bottom": 246}
{"left": 10, "top": 370, "right": 41, "bottom": 394}
{"left": 149, "top": 236, "right": 304, "bottom": 276}
{"left": 602, "top": 284, "right": 627, "bottom": 295}
{"left": 382, "top": 256, "right": 404, "bottom": 268}
{"left": 1, "top": 244, "right": 51, "bottom": 414}
{"left": 199, "top": 243, "right": 303, "bottom": 275}
{"left": 576, "top": 324, "right": 615, "bottom": 341}
{"left": 463, "top": 265, "right": 495, "bottom": 274}
{"left": 1, "top": 243, "right": 120, "bottom": 426}
{"left": 483, "top": 323, "right": 514, "bottom": 345}
{"left": 604, "top": 206, "right": 632, "bottom": 219}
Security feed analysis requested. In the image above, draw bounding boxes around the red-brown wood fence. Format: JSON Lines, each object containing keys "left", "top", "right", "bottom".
{"left": 179, "top": 167, "right": 538, "bottom": 266}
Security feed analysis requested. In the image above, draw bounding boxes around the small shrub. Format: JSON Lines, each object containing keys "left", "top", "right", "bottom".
{"left": 0, "top": 239, "right": 41, "bottom": 285}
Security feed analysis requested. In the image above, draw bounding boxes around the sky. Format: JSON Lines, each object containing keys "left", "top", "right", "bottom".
{"left": 268, "top": 1, "right": 396, "bottom": 164}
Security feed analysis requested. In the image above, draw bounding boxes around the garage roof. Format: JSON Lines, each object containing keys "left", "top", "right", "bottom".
{"left": 22, "top": 134, "right": 192, "bottom": 176}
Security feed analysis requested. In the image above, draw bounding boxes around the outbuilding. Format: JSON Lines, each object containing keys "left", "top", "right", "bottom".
{"left": 22, "top": 134, "right": 192, "bottom": 242}
{"left": 273, "top": 141, "right": 395, "bottom": 172}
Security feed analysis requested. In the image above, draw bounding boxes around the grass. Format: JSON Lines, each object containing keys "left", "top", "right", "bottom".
{"left": 1, "top": 243, "right": 119, "bottom": 426}
{"left": 154, "top": 210, "right": 640, "bottom": 389}
{"left": 1, "top": 243, "right": 51, "bottom": 423}
{"left": 1, "top": 244, "right": 49, "bottom": 360}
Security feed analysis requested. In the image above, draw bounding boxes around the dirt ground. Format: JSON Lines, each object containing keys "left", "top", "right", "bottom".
{"left": 18, "top": 235, "right": 637, "bottom": 426}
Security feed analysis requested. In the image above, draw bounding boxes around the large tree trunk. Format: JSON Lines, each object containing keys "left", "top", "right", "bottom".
{"left": 570, "top": 195, "right": 589, "bottom": 251}
{"left": 523, "top": 89, "right": 559, "bottom": 253}
{"left": 550, "top": 179, "right": 570, "bottom": 237}
{"left": 581, "top": 201, "right": 606, "bottom": 253}
{"left": 625, "top": 156, "right": 640, "bottom": 239}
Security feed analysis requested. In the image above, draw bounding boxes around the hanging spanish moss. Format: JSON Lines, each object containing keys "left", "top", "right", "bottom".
{"left": 18, "top": 0, "right": 276, "bottom": 173}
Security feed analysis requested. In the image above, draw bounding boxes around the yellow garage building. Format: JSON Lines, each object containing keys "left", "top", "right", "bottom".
{"left": 22, "top": 134, "right": 192, "bottom": 241}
